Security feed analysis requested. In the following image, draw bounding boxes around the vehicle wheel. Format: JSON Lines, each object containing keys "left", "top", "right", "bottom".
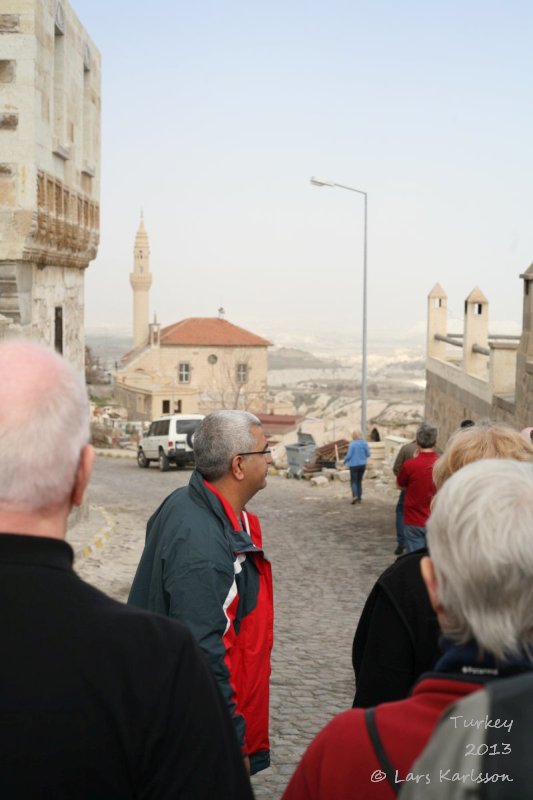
{"left": 137, "top": 450, "right": 150, "bottom": 468}
{"left": 159, "top": 450, "right": 170, "bottom": 472}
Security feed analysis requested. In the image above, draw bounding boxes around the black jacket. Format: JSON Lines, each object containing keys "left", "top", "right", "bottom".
{"left": 352, "top": 549, "right": 440, "bottom": 707}
{"left": 0, "top": 533, "right": 253, "bottom": 799}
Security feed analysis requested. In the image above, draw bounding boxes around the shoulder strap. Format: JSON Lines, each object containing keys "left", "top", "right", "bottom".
{"left": 364, "top": 707, "right": 399, "bottom": 796}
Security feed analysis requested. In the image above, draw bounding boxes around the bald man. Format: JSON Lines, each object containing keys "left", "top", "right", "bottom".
{"left": 0, "top": 339, "right": 253, "bottom": 799}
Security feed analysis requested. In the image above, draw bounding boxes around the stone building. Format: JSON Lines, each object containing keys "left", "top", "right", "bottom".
{"left": 116, "top": 218, "right": 271, "bottom": 420}
{"left": 0, "top": 0, "right": 100, "bottom": 370}
{"left": 425, "top": 268, "right": 533, "bottom": 444}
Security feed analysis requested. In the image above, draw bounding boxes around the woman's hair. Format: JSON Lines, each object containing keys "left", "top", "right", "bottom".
{"left": 433, "top": 420, "right": 533, "bottom": 490}
{"left": 428, "top": 459, "right": 533, "bottom": 661}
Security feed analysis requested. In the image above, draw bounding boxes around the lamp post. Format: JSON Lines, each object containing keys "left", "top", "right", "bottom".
{"left": 310, "top": 176, "right": 368, "bottom": 437}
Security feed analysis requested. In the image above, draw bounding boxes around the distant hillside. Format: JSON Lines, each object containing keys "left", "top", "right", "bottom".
{"left": 85, "top": 332, "right": 132, "bottom": 370}
{"left": 268, "top": 347, "right": 341, "bottom": 370}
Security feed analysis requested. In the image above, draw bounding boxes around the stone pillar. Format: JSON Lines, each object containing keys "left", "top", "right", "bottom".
{"left": 427, "top": 283, "right": 447, "bottom": 359}
{"left": 489, "top": 342, "right": 517, "bottom": 394}
{"left": 130, "top": 215, "right": 152, "bottom": 348}
{"left": 149, "top": 316, "right": 161, "bottom": 349}
{"left": 518, "top": 264, "right": 533, "bottom": 360}
{"left": 463, "top": 287, "right": 489, "bottom": 378}
{"left": 515, "top": 264, "right": 533, "bottom": 425}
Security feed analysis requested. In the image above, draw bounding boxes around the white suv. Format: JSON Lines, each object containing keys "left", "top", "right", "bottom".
{"left": 137, "top": 414, "right": 205, "bottom": 471}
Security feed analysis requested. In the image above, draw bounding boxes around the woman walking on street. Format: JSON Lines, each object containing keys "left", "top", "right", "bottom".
{"left": 343, "top": 430, "right": 371, "bottom": 504}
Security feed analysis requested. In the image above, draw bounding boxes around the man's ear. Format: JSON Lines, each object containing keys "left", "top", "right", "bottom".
{"left": 420, "top": 556, "right": 443, "bottom": 615}
{"left": 71, "top": 445, "right": 95, "bottom": 507}
{"left": 230, "top": 454, "right": 246, "bottom": 482}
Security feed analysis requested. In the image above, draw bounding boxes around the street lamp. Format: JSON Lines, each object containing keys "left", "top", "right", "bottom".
{"left": 309, "top": 175, "right": 368, "bottom": 437}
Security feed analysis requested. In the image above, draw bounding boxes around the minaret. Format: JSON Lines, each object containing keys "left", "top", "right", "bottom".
{"left": 129, "top": 213, "right": 152, "bottom": 348}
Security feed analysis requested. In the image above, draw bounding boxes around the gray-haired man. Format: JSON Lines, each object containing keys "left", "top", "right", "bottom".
{"left": 128, "top": 410, "right": 274, "bottom": 776}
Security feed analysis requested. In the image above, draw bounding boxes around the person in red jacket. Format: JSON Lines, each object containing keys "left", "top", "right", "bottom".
{"left": 397, "top": 422, "right": 439, "bottom": 552}
{"left": 129, "top": 411, "right": 274, "bottom": 775}
{"left": 282, "top": 458, "right": 533, "bottom": 800}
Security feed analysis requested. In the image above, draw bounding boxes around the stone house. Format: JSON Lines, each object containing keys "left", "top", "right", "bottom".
{"left": 116, "top": 316, "right": 271, "bottom": 421}
{"left": 425, "top": 266, "right": 533, "bottom": 445}
{"left": 0, "top": 0, "right": 100, "bottom": 370}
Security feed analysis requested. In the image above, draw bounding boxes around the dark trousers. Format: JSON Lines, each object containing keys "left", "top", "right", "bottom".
{"left": 349, "top": 466, "right": 366, "bottom": 500}
{"left": 395, "top": 489, "right": 406, "bottom": 547}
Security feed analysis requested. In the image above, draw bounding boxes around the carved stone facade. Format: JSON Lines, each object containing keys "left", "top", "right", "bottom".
{"left": 425, "top": 269, "right": 533, "bottom": 445}
{"left": 0, "top": 0, "right": 100, "bottom": 370}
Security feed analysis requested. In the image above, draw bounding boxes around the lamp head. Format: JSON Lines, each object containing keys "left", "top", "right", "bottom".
{"left": 310, "top": 176, "right": 336, "bottom": 187}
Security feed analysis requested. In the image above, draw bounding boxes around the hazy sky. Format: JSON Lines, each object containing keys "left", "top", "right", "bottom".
{"left": 76, "top": 0, "right": 533, "bottom": 347}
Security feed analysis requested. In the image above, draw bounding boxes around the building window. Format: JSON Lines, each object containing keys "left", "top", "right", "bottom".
{"left": 162, "top": 400, "right": 170, "bottom": 414}
{"left": 174, "top": 400, "right": 182, "bottom": 413}
{"left": 0, "top": 61, "right": 16, "bottom": 83}
{"left": 178, "top": 363, "right": 190, "bottom": 383}
{"left": 54, "top": 306, "right": 63, "bottom": 354}
{"left": 136, "top": 395, "right": 144, "bottom": 412}
{"left": 236, "top": 363, "right": 248, "bottom": 384}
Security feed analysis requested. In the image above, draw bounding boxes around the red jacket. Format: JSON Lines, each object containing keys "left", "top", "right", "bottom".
{"left": 217, "top": 492, "right": 274, "bottom": 772}
{"left": 281, "top": 675, "right": 483, "bottom": 800}
{"left": 397, "top": 451, "right": 438, "bottom": 526}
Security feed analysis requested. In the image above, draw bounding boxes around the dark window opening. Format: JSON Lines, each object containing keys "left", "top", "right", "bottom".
{"left": 162, "top": 400, "right": 170, "bottom": 414}
{"left": 54, "top": 306, "right": 63, "bottom": 354}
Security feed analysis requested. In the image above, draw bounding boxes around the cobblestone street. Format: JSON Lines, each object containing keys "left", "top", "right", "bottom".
{"left": 69, "top": 454, "right": 396, "bottom": 799}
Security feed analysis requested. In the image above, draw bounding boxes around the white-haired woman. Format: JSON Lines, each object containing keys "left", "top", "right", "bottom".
{"left": 283, "top": 458, "right": 533, "bottom": 800}
{"left": 352, "top": 420, "right": 533, "bottom": 709}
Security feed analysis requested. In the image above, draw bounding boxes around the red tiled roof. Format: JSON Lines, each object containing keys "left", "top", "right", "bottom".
{"left": 160, "top": 318, "right": 271, "bottom": 347}
{"left": 257, "top": 414, "right": 301, "bottom": 425}
{"left": 256, "top": 413, "right": 303, "bottom": 436}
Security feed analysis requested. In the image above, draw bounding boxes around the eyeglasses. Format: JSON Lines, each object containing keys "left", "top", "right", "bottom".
{"left": 236, "top": 449, "right": 272, "bottom": 457}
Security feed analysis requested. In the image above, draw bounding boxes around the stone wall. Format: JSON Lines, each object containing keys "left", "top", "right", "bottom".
{"left": 425, "top": 370, "right": 494, "bottom": 445}
{"left": 425, "top": 274, "right": 533, "bottom": 444}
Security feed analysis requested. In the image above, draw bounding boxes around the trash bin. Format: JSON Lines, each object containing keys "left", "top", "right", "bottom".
{"left": 285, "top": 432, "right": 316, "bottom": 479}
